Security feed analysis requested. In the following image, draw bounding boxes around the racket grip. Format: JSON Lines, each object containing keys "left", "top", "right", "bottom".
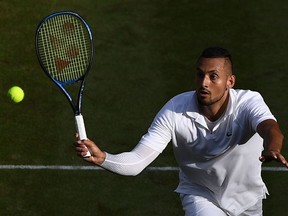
{"left": 75, "top": 114, "right": 91, "bottom": 157}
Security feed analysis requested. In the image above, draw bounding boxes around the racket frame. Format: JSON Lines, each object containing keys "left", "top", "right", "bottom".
{"left": 35, "top": 11, "right": 94, "bottom": 116}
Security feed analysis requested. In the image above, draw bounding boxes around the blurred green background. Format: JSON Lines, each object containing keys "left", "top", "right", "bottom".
{"left": 0, "top": 0, "right": 287, "bottom": 215}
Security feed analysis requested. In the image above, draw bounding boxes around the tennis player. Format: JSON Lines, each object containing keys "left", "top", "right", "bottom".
{"left": 76, "top": 47, "right": 288, "bottom": 216}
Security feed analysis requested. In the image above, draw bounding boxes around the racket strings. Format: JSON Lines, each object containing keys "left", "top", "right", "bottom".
{"left": 37, "top": 14, "right": 91, "bottom": 83}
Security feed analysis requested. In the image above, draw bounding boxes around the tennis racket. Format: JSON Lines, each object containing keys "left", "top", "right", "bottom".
{"left": 35, "top": 11, "right": 94, "bottom": 157}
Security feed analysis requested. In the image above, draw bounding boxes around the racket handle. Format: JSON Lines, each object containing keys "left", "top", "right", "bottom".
{"left": 75, "top": 114, "right": 91, "bottom": 157}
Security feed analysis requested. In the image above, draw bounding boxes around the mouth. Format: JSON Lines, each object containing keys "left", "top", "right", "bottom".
{"left": 197, "top": 88, "right": 210, "bottom": 97}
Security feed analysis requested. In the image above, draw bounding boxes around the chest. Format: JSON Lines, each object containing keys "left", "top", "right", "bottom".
{"left": 172, "top": 114, "right": 254, "bottom": 160}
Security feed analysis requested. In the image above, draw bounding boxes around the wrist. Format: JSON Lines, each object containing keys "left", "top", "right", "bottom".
{"left": 96, "top": 151, "right": 106, "bottom": 165}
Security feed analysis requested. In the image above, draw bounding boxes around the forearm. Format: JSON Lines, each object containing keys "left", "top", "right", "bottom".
{"left": 100, "top": 144, "right": 160, "bottom": 176}
{"left": 257, "top": 119, "right": 284, "bottom": 152}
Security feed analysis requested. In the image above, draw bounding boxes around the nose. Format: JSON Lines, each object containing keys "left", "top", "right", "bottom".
{"left": 198, "top": 74, "right": 209, "bottom": 88}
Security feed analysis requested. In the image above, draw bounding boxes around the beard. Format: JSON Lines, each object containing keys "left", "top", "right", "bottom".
{"left": 196, "top": 89, "right": 227, "bottom": 107}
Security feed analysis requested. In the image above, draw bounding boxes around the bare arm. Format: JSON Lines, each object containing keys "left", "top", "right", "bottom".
{"left": 257, "top": 119, "right": 288, "bottom": 168}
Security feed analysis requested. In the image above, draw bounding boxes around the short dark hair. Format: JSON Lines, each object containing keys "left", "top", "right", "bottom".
{"left": 200, "top": 46, "right": 231, "bottom": 59}
{"left": 197, "top": 47, "right": 233, "bottom": 72}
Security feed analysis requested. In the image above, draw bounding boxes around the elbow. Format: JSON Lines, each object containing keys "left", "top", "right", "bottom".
{"left": 102, "top": 164, "right": 145, "bottom": 176}
{"left": 122, "top": 166, "right": 145, "bottom": 176}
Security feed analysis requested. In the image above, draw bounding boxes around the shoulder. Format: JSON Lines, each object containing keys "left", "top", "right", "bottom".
{"left": 231, "top": 89, "right": 262, "bottom": 98}
{"left": 230, "top": 89, "right": 271, "bottom": 116}
{"left": 156, "top": 91, "right": 196, "bottom": 117}
{"left": 230, "top": 89, "right": 264, "bottom": 105}
{"left": 230, "top": 89, "right": 275, "bottom": 130}
{"left": 169, "top": 91, "right": 196, "bottom": 111}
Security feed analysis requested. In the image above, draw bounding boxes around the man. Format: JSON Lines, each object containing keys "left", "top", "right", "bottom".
{"left": 76, "top": 47, "right": 288, "bottom": 215}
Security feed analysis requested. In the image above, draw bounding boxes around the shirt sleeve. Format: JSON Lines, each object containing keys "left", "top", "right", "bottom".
{"left": 138, "top": 99, "right": 174, "bottom": 152}
{"left": 242, "top": 91, "right": 276, "bottom": 130}
{"left": 100, "top": 144, "right": 160, "bottom": 176}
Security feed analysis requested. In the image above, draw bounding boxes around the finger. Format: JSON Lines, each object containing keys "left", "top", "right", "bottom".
{"left": 75, "top": 146, "right": 85, "bottom": 152}
{"left": 75, "top": 140, "right": 84, "bottom": 147}
{"left": 77, "top": 140, "right": 88, "bottom": 145}
{"left": 75, "top": 146, "right": 89, "bottom": 157}
{"left": 272, "top": 152, "right": 278, "bottom": 159}
{"left": 276, "top": 154, "right": 288, "bottom": 167}
{"left": 259, "top": 155, "right": 274, "bottom": 163}
{"left": 259, "top": 156, "right": 265, "bottom": 162}
{"left": 75, "top": 148, "right": 84, "bottom": 156}
{"left": 259, "top": 151, "right": 273, "bottom": 162}
{"left": 81, "top": 139, "right": 93, "bottom": 148}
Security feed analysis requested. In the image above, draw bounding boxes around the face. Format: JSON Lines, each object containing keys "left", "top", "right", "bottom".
{"left": 195, "top": 57, "right": 235, "bottom": 107}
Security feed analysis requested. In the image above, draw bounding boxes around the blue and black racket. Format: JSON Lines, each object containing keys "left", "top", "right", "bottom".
{"left": 35, "top": 11, "right": 94, "bottom": 157}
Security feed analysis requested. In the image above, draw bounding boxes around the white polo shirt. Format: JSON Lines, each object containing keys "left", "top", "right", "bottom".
{"left": 139, "top": 89, "right": 275, "bottom": 215}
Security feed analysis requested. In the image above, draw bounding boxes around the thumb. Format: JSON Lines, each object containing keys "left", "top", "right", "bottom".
{"left": 82, "top": 139, "right": 101, "bottom": 155}
{"left": 82, "top": 139, "right": 94, "bottom": 148}
{"left": 259, "top": 155, "right": 265, "bottom": 162}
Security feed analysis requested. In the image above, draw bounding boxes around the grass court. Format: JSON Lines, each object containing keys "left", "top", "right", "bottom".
{"left": 0, "top": 0, "right": 287, "bottom": 215}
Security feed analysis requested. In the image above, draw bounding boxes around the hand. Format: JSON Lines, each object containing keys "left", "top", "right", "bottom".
{"left": 259, "top": 150, "right": 288, "bottom": 168}
{"left": 75, "top": 138, "right": 106, "bottom": 165}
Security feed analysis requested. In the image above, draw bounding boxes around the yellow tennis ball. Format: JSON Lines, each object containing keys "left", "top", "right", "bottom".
{"left": 7, "top": 86, "right": 24, "bottom": 103}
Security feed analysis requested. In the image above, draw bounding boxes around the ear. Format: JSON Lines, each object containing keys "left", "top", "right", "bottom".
{"left": 227, "top": 75, "right": 236, "bottom": 89}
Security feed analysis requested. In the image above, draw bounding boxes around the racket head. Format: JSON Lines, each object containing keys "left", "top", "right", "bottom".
{"left": 35, "top": 11, "right": 94, "bottom": 85}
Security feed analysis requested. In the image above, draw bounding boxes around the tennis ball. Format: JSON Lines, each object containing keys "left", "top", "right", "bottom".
{"left": 7, "top": 86, "right": 24, "bottom": 103}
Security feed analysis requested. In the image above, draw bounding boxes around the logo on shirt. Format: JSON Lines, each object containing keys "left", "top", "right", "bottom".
{"left": 226, "top": 132, "right": 232, "bottom": 137}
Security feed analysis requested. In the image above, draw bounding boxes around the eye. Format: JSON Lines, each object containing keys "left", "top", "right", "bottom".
{"left": 196, "top": 71, "right": 205, "bottom": 79}
{"left": 210, "top": 73, "right": 218, "bottom": 80}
